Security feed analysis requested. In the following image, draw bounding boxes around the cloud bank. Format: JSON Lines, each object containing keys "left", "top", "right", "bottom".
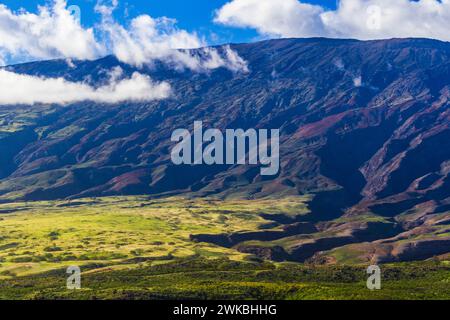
{"left": 215, "top": 0, "right": 450, "bottom": 41}
{"left": 0, "top": 0, "right": 102, "bottom": 63}
{"left": 97, "top": 3, "right": 248, "bottom": 71}
{"left": 0, "top": 0, "right": 249, "bottom": 105}
{"left": 0, "top": 68, "right": 171, "bottom": 105}
{"left": 0, "top": 0, "right": 248, "bottom": 73}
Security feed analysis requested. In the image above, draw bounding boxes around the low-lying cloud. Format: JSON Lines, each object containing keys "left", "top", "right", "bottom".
{"left": 0, "top": 0, "right": 248, "bottom": 73}
{"left": 215, "top": 0, "right": 450, "bottom": 41}
{"left": 0, "top": 68, "right": 171, "bottom": 105}
{"left": 97, "top": 4, "right": 248, "bottom": 72}
{"left": 0, "top": 0, "right": 249, "bottom": 106}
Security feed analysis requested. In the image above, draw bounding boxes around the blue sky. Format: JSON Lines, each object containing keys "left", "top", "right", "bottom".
{"left": 0, "top": 0, "right": 336, "bottom": 45}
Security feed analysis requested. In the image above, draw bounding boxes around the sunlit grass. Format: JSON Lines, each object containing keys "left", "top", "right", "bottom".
{"left": 0, "top": 196, "right": 309, "bottom": 277}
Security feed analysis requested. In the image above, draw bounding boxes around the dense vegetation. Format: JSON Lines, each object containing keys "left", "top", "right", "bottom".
{"left": 0, "top": 196, "right": 448, "bottom": 300}
{"left": 0, "top": 196, "right": 304, "bottom": 277}
{"left": 0, "top": 257, "right": 449, "bottom": 300}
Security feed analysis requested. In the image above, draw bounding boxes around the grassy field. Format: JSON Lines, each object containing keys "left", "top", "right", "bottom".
{"left": 0, "top": 196, "right": 308, "bottom": 278}
{"left": 0, "top": 196, "right": 448, "bottom": 300}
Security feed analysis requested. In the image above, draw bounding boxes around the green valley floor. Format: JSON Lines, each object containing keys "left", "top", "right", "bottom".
{"left": 0, "top": 196, "right": 448, "bottom": 300}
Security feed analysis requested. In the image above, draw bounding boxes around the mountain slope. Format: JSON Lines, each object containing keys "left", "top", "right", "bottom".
{"left": 1, "top": 38, "right": 449, "bottom": 214}
{"left": 1, "top": 38, "right": 449, "bottom": 263}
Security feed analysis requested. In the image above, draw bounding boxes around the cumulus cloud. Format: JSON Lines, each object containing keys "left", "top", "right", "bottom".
{"left": 0, "top": 0, "right": 248, "bottom": 73}
{"left": 0, "top": 0, "right": 102, "bottom": 64}
{"left": 215, "top": 0, "right": 450, "bottom": 41}
{"left": 0, "top": 0, "right": 249, "bottom": 106}
{"left": 96, "top": 1, "right": 248, "bottom": 71}
{"left": 215, "top": 0, "right": 326, "bottom": 38}
{"left": 0, "top": 67, "right": 171, "bottom": 105}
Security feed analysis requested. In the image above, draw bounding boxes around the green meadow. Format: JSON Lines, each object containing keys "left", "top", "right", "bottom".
{"left": 0, "top": 196, "right": 309, "bottom": 277}
{"left": 0, "top": 196, "right": 448, "bottom": 300}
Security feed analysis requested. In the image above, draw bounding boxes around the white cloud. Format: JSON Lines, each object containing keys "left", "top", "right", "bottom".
{"left": 97, "top": 2, "right": 248, "bottom": 72}
{"left": 0, "top": 0, "right": 249, "bottom": 106}
{"left": 0, "top": 0, "right": 102, "bottom": 64}
{"left": 0, "top": 0, "right": 249, "bottom": 72}
{"left": 215, "top": 0, "right": 326, "bottom": 38}
{"left": 223, "top": 45, "right": 249, "bottom": 73}
{"left": 353, "top": 76, "right": 362, "bottom": 87}
{"left": 215, "top": 0, "right": 450, "bottom": 41}
{"left": 0, "top": 68, "right": 171, "bottom": 105}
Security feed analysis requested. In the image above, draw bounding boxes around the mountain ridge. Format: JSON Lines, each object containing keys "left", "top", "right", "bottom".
{"left": 0, "top": 38, "right": 449, "bottom": 215}
{"left": 1, "top": 37, "right": 449, "bottom": 263}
